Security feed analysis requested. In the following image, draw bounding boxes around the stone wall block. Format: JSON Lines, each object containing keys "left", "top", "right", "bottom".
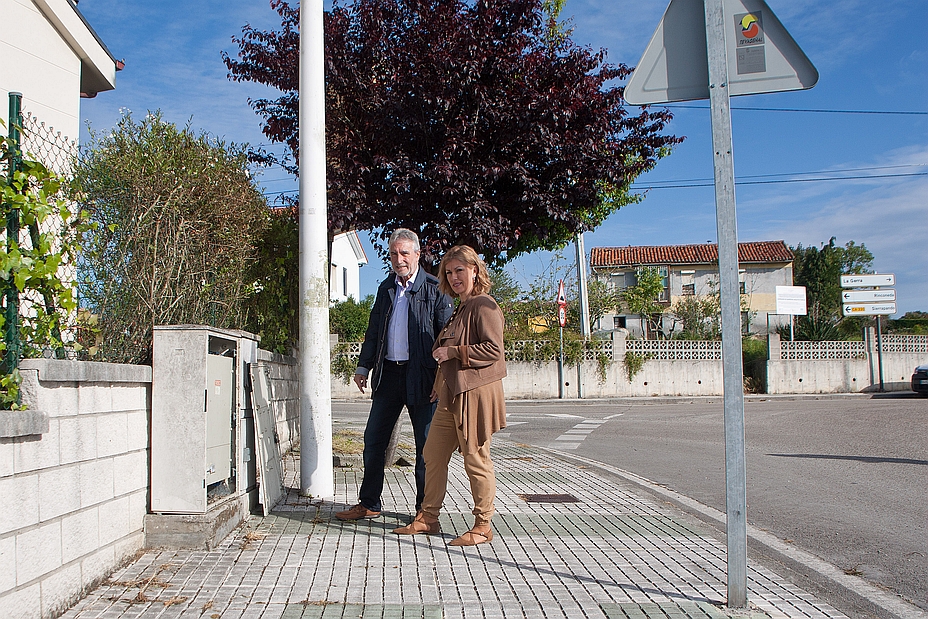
{"left": 14, "top": 419, "right": 60, "bottom": 474}
{"left": 61, "top": 507, "right": 100, "bottom": 564}
{"left": 0, "top": 534, "right": 15, "bottom": 591}
{"left": 38, "top": 465, "right": 81, "bottom": 522}
{"left": 113, "top": 451, "right": 147, "bottom": 497}
{"left": 58, "top": 415, "right": 97, "bottom": 465}
{"left": 39, "top": 559, "right": 82, "bottom": 618}
{"left": 79, "top": 458, "right": 114, "bottom": 508}
{"left": 126, "top": 410, "right": 149, "bottom": 452}
{"left": 0, "top": 582, "right": 42, "bottom": 619}
{"left": 128, "top": 490, "right": 147, "bottom": 532}
{"left": 0, "top": 473, "right": 39, "bottom": 535}
{"left": 16, "top": 521, "right": 62, "bottom": 584}
{"left": 77, "top": 384, "right": 113, "bottom": 415}
{"left": 79, "top": 545, "right": 115, "bottom": 591}
{"left": 98, "top": 495, "right": 130, "bottom": 547}
{"left": 0, "top": 439, "right": 14, "bottom": 478}
{"left": 96, "top": 412, "right": 128, "bottom": 458}
{"left": 109, "top": 384, "right": 148, "bottom": 413}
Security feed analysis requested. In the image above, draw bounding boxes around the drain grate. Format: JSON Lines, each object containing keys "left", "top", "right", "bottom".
{"left": 518, "top": 493, "right": 579, "bottom": 503}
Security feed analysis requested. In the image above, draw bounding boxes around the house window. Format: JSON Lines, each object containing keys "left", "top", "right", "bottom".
{"left": 681, "top": 270, "right": 695, "bottom": 296}
{"left": 613, "top": 316, "right": 626, "bottom": 329}
{"left": 739, "top": 269, "right": 746, "bottom": 295}
{"left": 657, "top": 266, "right": 669, "bottom": 302}
{"left": 342, "top": 267, "right": 349, "bottom": 298}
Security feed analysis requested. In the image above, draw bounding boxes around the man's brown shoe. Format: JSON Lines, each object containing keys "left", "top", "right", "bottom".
{"left": 335, "top": 504, "right": 381, "bottom": 521}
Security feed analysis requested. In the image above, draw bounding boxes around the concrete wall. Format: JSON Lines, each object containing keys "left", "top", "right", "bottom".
{"left": 767, "top": 354, "right": 925, "bottom": 394}
{"left": 0, "top": 359, "right": 151, "bottom": 619}
{"left": 331, "top": 359, "right": 726, "bottom": 400}
{"left": 256, "top": 349, "right": 300, "bottom": 456}
{"left": 333, "top": 332, "right": 928, "bottom": 399}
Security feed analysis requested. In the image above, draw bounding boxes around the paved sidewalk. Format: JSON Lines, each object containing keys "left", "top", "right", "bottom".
{"left": 62, "top": 439, "right": 854, "bottom": 619}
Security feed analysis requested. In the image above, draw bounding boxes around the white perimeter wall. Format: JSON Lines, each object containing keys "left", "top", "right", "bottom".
{"left": 0, "top": 359, "right": 151, "bottom": 619}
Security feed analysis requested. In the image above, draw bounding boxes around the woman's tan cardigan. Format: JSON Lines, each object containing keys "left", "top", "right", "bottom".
{"left": 433, "top": 293, "right": 507, "bottom": 452}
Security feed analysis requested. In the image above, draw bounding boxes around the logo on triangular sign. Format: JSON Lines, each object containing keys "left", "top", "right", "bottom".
{"left": 624, "top": 0, "right": 818, "bottom": 105}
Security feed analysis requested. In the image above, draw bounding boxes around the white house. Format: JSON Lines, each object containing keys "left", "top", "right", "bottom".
{"left": 590, "top": 240, "right": 794, "bottom": 338}
{"left": 329, "top": 230, "right": 369, "bottom": 303}
{"left": 1, "top": 0, "right": 118, "bottom": 149}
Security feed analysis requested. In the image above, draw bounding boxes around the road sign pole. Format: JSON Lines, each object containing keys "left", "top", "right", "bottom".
{"left": 705, "top": 0, "right": 747, "bottom": 607}
{"left": 876, "top": 316, "right": 884, "bottom": 392}
{"left": 558, "top": 325, "right": 565, "bottom": 399}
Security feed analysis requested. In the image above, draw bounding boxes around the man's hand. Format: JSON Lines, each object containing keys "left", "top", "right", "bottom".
{"left": 353, "top": 373, "right": 367, "bottom": 393}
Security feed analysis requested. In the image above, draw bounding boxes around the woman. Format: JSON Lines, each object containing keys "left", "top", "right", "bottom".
{"left": 394, "top": 245, "right": 506, "bottom": 546}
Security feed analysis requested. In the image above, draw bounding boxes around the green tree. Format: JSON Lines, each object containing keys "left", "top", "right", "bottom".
{"left": 329, "top": 295, "right": 374, "bottom": 342}
{"left": 245, "top": 208, "right": 298, "bottom": 353}
{"left": 790, "top": 237, "right": 874, "bottom": 341}
{"left": 74, "top": 112, "right": 269, "bottom": 364}
{"left": 586, "top": 279, "right": 623, "bottom": 333}
{"left": 623, "top": 267, "right": 666, "bottom": 339}
{"left": 223, "top": 0, "right": 681, "bottom": 264}
{"left": 671, "top": 292, "right": 721, "bottom": 340}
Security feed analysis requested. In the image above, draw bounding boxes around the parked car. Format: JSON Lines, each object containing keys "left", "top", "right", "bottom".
{"left": 913, "top": 364, "right": 928, "bottom": 395}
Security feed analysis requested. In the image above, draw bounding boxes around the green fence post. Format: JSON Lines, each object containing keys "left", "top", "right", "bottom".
{"left": 3, "top": 92, "right": 23, "bottom": 380}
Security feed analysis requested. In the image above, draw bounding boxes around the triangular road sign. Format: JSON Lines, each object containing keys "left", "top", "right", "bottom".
{"left": 625, "top": 0, "right": 818, "bottom": 105}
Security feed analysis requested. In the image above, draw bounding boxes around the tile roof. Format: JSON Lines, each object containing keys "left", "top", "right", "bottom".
{"left": 590, "top": 241, "right": 793, "bottom": 268}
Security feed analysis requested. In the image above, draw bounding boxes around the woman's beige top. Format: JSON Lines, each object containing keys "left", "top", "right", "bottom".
{"left": 433, "top": 293, "right": 506, "bottom": 452}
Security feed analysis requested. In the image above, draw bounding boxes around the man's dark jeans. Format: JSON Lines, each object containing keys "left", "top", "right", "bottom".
{"left": 359, "top": 362, "right": 435, "bottom": 512}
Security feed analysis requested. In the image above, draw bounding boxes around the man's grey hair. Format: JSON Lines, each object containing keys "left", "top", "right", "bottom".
{"left": 388, "top": 228, "right": 420, "bottom": 251}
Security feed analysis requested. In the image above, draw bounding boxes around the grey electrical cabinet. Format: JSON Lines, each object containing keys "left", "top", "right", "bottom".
{"left": 150, "top": 325, "right": 259, "bottom": 515}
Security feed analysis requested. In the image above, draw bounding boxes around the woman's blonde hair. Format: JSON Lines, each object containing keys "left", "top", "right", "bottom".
{"left": 437, "top": 245, "right": 492, "bottom": 298}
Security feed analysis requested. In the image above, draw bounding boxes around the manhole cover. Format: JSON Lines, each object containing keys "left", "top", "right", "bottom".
{"left": 518, "top": 493, "right": 579, "bottom": 503}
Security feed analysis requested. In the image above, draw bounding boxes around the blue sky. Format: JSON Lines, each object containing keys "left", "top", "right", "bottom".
{"left": 77, "top": 0, "right": 928, "bottom": 314}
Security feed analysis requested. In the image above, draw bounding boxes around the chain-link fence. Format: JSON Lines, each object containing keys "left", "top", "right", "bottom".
{"left": 2, "top": 93, "right": 83, "bottom": 376}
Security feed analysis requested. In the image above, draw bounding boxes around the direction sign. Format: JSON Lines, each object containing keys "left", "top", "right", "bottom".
{"left": 840, "top": 273, "right": 895, "bottom": 288}
{"left": 842, "top": 303, "right": 896, "bottom": 316}
{"left": 841, "top": 289, "right": 896, "bottom": 303}
{"left": 624, "top": 0, "right": 818, "bottom": 105}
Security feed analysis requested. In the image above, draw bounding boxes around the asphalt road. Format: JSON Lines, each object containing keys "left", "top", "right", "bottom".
{"left": 332, "top": 394, "right": 928, "bottom": 614}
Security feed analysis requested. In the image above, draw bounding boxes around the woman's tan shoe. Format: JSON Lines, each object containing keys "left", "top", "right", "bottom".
{"left": 393, "top": 513, "right": 440, "bottom": 535}
{"left": 448, "top": 528, "right": 493, "bottom": 546}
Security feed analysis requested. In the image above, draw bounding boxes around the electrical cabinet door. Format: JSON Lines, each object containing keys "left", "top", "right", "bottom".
{"left": 205, "top": 354, "right": 234, "bottom": 486}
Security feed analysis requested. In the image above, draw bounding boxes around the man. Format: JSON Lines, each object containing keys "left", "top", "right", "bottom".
{"left": 336, "top": 229, "right": 453, "bottom": 520}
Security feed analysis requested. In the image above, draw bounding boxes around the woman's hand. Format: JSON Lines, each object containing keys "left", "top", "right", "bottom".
{"left": 429, "top": 389, "right": 438, "bottom": 403}
{"left": 433, "top": 346, "right": 450, "bottom": 364}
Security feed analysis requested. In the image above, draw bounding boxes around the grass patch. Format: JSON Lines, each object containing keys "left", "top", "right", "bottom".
{"left": 332, "top": 429, "right": 364, "bottom": 454}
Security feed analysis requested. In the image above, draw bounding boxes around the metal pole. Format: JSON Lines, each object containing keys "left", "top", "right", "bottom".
{"left": 704, "top": 0, "right": 748, "bottom": 607}
{"left": 558, "top": 325, "right": 565, "bottom": 399}
{"left": 876, "top": 316, "right": 884, "bottom": 392}
{"left": 575, "top": 233, "right": 590, "bottom": 398}
{"left": 298, "top": 0, "right": 333, "bottom": 498}
{"left": 3, "top": 93, "right": 23, "bottom": 381}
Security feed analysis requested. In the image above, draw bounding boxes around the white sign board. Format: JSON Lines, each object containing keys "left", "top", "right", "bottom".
{"left": 624, "top": 0, "right": 818, "bottom": 105}
{"left": 775, "top": 285, "right": 807, "bottom": 316}
{"left": 843, "top": 303, "right": 896, "bottom": 316}
{"left": 842, "top": 289, "right": 895, "bottom": 303}
{"left": 840, "top": 273, "right": 895, "bottom": 288}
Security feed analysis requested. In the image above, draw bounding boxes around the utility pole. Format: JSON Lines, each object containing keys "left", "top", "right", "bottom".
{"left": 298, "top": 0, "right": 333, "bottom": 498}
